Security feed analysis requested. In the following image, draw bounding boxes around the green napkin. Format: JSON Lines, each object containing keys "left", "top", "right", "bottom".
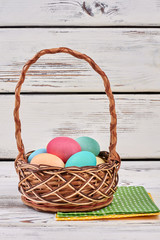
{"left": 57, "top": 186, "right": 160, "bottom": 218}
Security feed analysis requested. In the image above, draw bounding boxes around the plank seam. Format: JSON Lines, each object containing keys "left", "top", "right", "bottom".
{"left": 0, "top": 92, "right": 160, "bottom": 95}
{"left": 0, "top": 26, "right": 160, "bottom": 29}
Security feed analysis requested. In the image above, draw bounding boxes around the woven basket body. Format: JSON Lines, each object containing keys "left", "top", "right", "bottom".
{"left": 14, "top": 47, "right": 121, "bottom": 212}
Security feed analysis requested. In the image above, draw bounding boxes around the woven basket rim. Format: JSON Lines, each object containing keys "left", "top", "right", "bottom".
{"left": 15, "top": 150, "right": 120, "bottom": 173}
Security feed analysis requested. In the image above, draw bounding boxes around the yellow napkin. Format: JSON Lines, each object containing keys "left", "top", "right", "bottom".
{"left": 56, "top": 186, "right": 160, "bottom": 221}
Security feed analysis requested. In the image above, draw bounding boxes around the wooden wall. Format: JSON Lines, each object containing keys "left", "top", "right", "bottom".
{"left": 0, "top": 0, "right": 160, "bottom": 160}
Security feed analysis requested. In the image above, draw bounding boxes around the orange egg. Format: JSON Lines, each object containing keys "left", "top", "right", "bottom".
{"left": 30, "top": 153, "right": 64, "bottom": 168}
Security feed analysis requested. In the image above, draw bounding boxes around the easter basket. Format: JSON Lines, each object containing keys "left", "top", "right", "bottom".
{"left": 14, "top": 47, "right": 121, "bottom": 212}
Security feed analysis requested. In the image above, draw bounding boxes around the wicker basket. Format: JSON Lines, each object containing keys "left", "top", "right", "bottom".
{"left": 13, "top": 47, "right": 121, "bottom": 213}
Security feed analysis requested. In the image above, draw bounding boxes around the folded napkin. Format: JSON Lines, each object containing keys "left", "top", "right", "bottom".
{"left": 56, "top": 186, "right": 160, "bottom": 221}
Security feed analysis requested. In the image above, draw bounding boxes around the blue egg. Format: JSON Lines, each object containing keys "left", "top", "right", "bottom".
{"left": 65, "top": 151, "right": 96, "bottom": 168}
{"left": 28, "top": 148, "right": 47, "bottom": 163}
{"left": 75, "top": 136, "right": 100, "bottom": 156}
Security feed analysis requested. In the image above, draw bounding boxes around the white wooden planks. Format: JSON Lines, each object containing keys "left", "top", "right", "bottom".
{"left": 0, "top": 28, "right": 160, "bottom": 93}
{"left": 0, "top": 161, "right": 160, "bottom": 240}
{"left": 1, "top": 94, "right": 160, "bottom": 159}
{"left": 0, "top": 0, "right": 160, "bottom": 26}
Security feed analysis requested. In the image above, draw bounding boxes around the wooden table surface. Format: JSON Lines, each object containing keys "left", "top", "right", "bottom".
{"left": 0, "top": 160, "right": 159, "bottom": 240}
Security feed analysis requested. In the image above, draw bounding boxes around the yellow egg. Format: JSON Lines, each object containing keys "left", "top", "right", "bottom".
{"left": 96, "top": 156, "right": 106, "bottom": 165}
{"left": 30, "top": 153, "right": 64, "bottom": 168}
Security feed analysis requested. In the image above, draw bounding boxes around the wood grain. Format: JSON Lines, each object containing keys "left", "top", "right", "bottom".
{"left": 0, "top": 161, "right": 159, "bottom": 240}
{"left": 0, "top": 28, "right": 160, "bottom": 93}
{"left": 0, "top": 0, "right": 160, "bottom": 26}
{"left": 1, "top": 94, "right": 160, "bottom": 159}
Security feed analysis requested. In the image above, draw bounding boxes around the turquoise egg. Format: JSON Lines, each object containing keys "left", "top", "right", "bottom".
{"left": 65, "top": 151, "right": 96, "bottom": 168}
{"left": 28, "top": 148, "right": 47, "bottom": 163}
{"left": 75, "top": 136, "right": 100, "bottom": 156}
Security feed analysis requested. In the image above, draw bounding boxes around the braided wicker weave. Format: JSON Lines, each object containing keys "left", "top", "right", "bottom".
{"left": 14, "top": 47, "right": 121, "bottom": 212}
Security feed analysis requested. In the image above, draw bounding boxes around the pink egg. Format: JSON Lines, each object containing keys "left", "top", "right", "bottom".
{"left": 30, "top": 153, "right": 65, "bottom": 168}
{"left": 47, "top": 137, "right": 81, "bottom": 163}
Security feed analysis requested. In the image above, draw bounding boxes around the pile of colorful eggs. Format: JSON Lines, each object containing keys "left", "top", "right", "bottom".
{"left": 28, "top": 136, "right": 106, "bottom": 168}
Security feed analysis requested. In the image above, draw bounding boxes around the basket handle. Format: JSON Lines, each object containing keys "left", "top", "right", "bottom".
{"left": 14, "top": 47, "right": 119, "bottom": 163}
